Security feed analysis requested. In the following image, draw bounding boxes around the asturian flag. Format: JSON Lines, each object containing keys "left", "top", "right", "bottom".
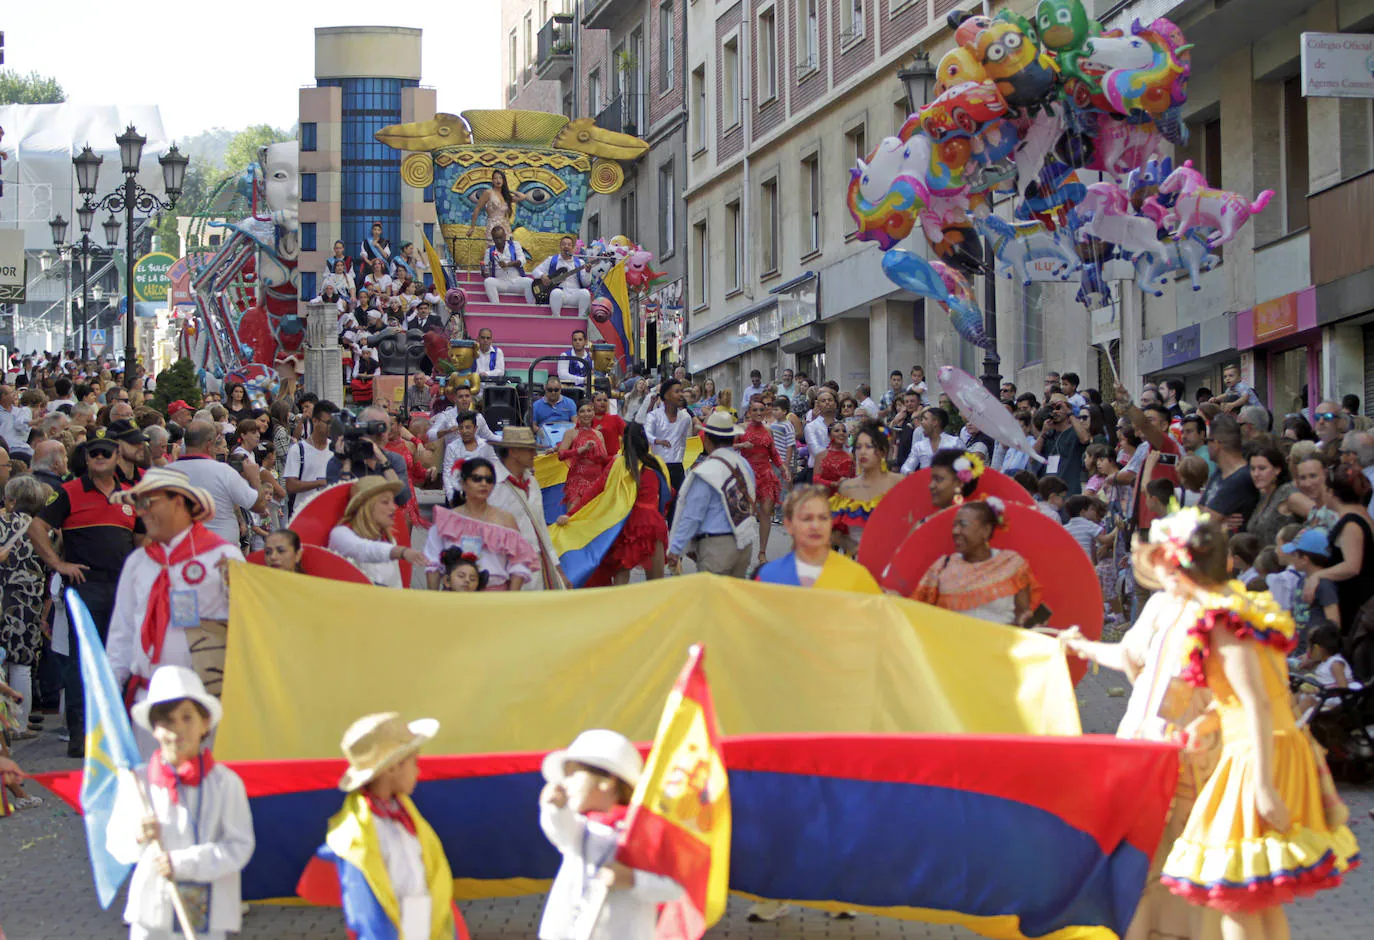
{"left": 66, "top": 588, "right": 144, "bottom": 908}
{"left": 617, "top": 645, "right": 730, "bottom": 940}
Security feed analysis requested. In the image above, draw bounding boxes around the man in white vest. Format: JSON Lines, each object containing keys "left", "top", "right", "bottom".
{"left": 666, "top": 412, "right": 758, "bottom": 577}
{"left": 488, "top": 427, "right": 567, "bottom": 590}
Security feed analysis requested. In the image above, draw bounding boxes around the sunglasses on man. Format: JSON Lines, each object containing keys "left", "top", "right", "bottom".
{"left": 1314, "top": 412, "right": 1339, "bottom": 422}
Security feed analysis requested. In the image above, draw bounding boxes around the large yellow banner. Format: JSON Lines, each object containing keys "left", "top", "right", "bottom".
{"left": 217, "top": 564, "right": 1081, "bottom": 760}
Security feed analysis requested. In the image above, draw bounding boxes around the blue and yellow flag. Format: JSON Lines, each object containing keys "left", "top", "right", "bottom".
{"left": 618, "top": 645, "right": 730, "bottom": 940}
{"left": 549, "top": 454, "right": 670, "bottom": 586}
{"left": 594, "top": 260, "right": 635, "bottom": 364}
{"left": 66, "top": 588, "right": 143, "bottom": 908}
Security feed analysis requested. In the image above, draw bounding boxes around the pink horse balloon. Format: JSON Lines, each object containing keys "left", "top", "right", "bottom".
{"left": 938, "top": 365, "right": 1045, "bottom": 466}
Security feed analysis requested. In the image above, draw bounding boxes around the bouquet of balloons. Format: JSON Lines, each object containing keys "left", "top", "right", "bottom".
{"left": 847, "top": 3, "right": 1272, "bottom": 345}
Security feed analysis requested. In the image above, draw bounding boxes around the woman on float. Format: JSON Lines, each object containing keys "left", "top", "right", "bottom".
{"left": 736, "top": 397, "right": 787, "bottom": 565}
{"left": 425, "top": 458, "right": 537, "bottom": 591}
{"left": 831, "top": 422, "right": 903, "bottom": 554}
{"left": 328, "top": 477, "right": 428, "bottom": 588}
{"left": 1059, "top": 525, "right": 1225, "bottom": 940}
{"left": 557, "top": 401, "right": 609, "bottom": 511}
{"left": 912, "top": 498, "right": 1040, "bottom": 625}
{"left": 1142, "top": 508, "right": 1359, "bottom": 940}
{"left": 755, "top": 485, "right": 881, "bottom": 592}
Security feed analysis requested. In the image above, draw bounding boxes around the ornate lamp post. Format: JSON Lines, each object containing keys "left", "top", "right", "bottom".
{"left": 898, "top": 51, "right": 1001, "bottom": 396}
{"left": 74, "top": 128, "right": 188, "bottom": 388}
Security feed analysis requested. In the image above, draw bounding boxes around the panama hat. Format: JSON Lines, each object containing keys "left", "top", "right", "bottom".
{"left": 110, "top": 467, "right": 217, "bottom": 523}
{"left": 131, "top": 665, "right": 223, "bottom": 733}
{"left": 541, "top": 729, "right": 643, "bottom": 789}
{"left": 343, "top": 475, "right": 404, "bottom": 519}
{"left": 498, "top": 426, "right": 540, "bottom": 449}
{"left": 337, "top": 712, "right": 439, "bottom": 792}
{"left": 701, "top": 411, "right": 743, "bottom": 439}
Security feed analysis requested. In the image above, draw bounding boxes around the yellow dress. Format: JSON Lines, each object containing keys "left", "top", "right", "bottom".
{"left": 1159, "top": 583, "right": 1361, "bottom": 913}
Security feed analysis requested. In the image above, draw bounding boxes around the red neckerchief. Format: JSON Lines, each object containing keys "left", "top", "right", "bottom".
{"left": 148, "top": 751, "right": 215, "bottom": 804}
{"left": 365, "top": 794, "right": 417, "bottom": 835}
{"left": 584, "top": 805, "right": 629, "bottom": 828}
{"left": 126, "top": 524, "right": 229, "bottom": 707}
{"left": 506, "top": 474, "right": 531, "bottom": 495}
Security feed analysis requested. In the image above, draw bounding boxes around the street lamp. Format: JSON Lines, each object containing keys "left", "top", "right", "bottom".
{"left": 49, "top": 207, "right": 99, "bottom": 361}
{"left": 896, "top": 50, "right": 1001, "bottom": 396}
{"left": 76, "top": 126, "right": 188, "bottom": 388}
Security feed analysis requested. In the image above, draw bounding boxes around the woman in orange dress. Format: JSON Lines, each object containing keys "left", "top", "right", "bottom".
{"left": 737, "top": 397, "right": 787, "bottom": 565}
{"left": 557, "top": 400, "right": 609, "bottom": 511}
{"left": 913, "top": 499, "right": 1040, "bottom": 626}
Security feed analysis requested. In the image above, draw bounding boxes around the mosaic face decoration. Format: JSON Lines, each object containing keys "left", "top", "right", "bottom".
{"left": 376, "top": 110, "right": 648, "bottom": 267}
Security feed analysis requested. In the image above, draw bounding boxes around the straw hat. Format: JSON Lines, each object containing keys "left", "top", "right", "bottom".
{"left": 131, "top": 666, "right": 223, "bottom": 733}
{"left": 541, "top": 729, "right": 643, "bottom": 789}
{"left": 497, "top": 426, "right": 540, "bottom": 449}
{"left": 110, "top": 467, "right": 217, "bottom": 523}
{"left": 337, "top": 712, "right": 439, "bottom": 792}
{"left": 701, "top": 411, "right": 743, "bottom": 439}
{"left": 343, "top": 476, "right": 404, "bottom": 520}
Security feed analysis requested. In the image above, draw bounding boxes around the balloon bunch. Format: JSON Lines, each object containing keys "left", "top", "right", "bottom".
{"left": 846, "top": 2, "right": 1273, "bottom": 337}
{"left": 583, "top": 236, "right": 667, "bottom": 295}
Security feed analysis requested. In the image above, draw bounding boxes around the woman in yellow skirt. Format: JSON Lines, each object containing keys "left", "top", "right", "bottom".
{"left": 1151, "top": 508, "right": 1360, "bottom": 939}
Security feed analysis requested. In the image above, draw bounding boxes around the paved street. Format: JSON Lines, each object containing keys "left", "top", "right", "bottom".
{"left": 3, "top": 525, "right": 1372, "bottom": 938}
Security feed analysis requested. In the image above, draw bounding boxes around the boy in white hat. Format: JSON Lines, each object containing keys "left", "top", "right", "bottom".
{"left": 538, "top": 729, "right": 683, "bottom": 940}
{"left": 315, "top": 712, "right": 464, "bottom": 940}
{"left": 106, "top": 666, "right": 255, "bottom": 940}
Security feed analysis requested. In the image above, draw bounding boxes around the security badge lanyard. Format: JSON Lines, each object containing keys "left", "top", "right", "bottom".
{"left": 565, "top": 821, "right": 618, "bottom": 939}
{"left": 174, "top": 758, "right": 213, "bottom": 933}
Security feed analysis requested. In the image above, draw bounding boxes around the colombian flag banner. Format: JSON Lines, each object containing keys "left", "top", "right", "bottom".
{"left": 618, "top": 645, "right": 730, "bottom": 940}
{"left": 550, "top": 455, "right": 671, "bottom": 587}
{"left": 593, "top": 260, "right": 635, "bottom": 364}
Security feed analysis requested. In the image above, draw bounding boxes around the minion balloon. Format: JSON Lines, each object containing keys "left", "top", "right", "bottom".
{"left": 975, "top": 14, "right": 1059, "bottom": 111}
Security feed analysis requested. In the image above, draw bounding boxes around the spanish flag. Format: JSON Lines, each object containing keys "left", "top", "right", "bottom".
{"left": 617, "top": 645, "right": 730, "bottom": 940}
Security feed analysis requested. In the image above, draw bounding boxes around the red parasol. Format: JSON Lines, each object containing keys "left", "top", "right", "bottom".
{"left": 882, "top": 502, "right": 1103, "bottom": 684}
{"left": 245, "top": 544, "right": 372, "bottom": 584}
{"left": 857, "top": 467, "right": 1033, "bottom": 580}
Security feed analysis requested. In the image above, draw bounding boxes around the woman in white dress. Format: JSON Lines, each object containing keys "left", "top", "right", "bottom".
{"left": 328, "top": 477, "right": 427, "bottom": 588}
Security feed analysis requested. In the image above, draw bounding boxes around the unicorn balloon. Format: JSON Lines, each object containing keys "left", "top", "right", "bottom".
{"left": 881, "top": 249, "right": 994, "bottom": 349}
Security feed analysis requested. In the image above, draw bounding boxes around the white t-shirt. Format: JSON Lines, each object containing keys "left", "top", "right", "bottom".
{"left": 169, "top": 456, "right": 260, "bottom": 545}
{"left": 795, "top": 558, "right": 823, "bottom": 586}
{"left": 283, "top": 439, "right": 335, "bottom": 515}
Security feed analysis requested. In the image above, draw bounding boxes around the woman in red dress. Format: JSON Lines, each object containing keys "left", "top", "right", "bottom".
{"left": 737, "top": 397, "right": 787, "bottom": 565}
{"left": 813, "top": 421, "right": 856, "bottom": 493}
{"left": 591, "top": 389, "right": 626, "bottom": 457}
{"left": 383, "top": 413, "right": 433, "bottom": 531}
{"left": 557, "top": 400, "right": 609, "bottom": 511}
{"left": 567, "top": 422, "right": 671, "bottom": 584}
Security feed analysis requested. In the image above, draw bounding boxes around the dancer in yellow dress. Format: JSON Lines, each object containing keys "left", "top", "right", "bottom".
{"left": 1151, "top": 508, "right": 1359, "bottom": 939}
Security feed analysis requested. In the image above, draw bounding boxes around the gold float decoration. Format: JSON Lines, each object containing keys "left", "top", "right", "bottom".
{"left": 400, "top": 153, "right": 434, "bottom": 188}
{"left": 589, "top": 159, "right": 625, "bottom": 194}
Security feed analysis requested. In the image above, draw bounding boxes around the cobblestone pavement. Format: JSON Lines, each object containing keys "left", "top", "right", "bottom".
{"left": 3, "top": 521, "right": 1371, "bottom": 938}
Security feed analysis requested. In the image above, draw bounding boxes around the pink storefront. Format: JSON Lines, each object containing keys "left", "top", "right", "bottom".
{"left": 1236, "top": 286, "right": 1320, "bottom": 421}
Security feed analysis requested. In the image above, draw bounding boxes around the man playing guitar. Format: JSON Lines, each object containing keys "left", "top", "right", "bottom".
{"left": 532, "top": 236, "right": 594, "bottom": 316}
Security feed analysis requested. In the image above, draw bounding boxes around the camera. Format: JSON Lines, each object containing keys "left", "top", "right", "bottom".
{"left": 342, "top": 419, "right": 388, "bottom": 465}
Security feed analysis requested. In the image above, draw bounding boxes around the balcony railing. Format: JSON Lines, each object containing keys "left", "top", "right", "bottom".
{"left": 593, "top": 93, "right": 644, "bottom": 137}
{"left": 536, "top": 13, "right": 575, "bottom": 82}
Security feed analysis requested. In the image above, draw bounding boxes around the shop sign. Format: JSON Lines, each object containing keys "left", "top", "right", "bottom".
{"left": 0, "top": 230, "right": 26, "bottom": 303}
{"left": 1161, "top": 324, "right": 1201, "bottom": 369}
{"left": 132, "top": 251, "right": 178, "bottom": 303}
{"left": 1254, "top": 294, "right": 1299, "bottom": 342}
{"left": 1301, "top": 32, "right": 1374, "bottom": 99}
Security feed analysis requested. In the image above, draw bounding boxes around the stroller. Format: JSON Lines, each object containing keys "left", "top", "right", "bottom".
{"left": 1291, "top": 671, "right": 1374, "bottom": 782}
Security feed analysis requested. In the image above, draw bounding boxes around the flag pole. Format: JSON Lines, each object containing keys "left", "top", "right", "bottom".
{"left": 119, "top": 768, "right": 201, "bottom": 940}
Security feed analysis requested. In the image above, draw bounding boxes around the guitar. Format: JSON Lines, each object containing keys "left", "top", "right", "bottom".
{"left": 531, "top": 253, "right": 616, "bottom": 303}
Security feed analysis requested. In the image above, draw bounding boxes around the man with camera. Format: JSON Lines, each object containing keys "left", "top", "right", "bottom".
{"left": 1034, "top": 392, "right": 1093, "bottom": 494}
{"left": 325, "top": 406, "right": 413, "bottom": 506}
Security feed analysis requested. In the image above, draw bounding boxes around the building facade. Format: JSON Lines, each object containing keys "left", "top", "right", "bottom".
{"left": 505, "top": 0, "right": 689, "bottom": 371}
{"left": 297, "top": 26, "right": 437, "bottom": 308}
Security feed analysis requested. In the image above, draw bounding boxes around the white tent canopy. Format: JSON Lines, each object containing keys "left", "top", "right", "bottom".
{"left": 1, "top": 102, "right": 172, "bottom": 248}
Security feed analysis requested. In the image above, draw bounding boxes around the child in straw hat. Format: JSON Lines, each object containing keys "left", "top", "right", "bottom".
{"left": 538, "top": 729, "right": 682, "bottom": 940}
{"left": 106, "top": 666, "right": 255, "bottom": 940}
{"left": 315, "top": 712, "right": 466, "bottom": 940}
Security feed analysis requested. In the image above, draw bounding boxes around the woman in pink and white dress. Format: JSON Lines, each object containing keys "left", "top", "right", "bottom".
{"left": 423, "top": 458, "right": 537, "bottom": 591}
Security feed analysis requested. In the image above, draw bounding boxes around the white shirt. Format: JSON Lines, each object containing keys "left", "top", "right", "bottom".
{"left": 476, "top": 344, "right": 507, "bottom": 379}
{"left": 47, "top": 397, "right": 76, "bottom": 413}
{"left": 375, "top": 814, "right": 430, "bottom": 931}
{"left": 490, "top": 459, "right": 558, "bottom": 590}
{"left": 0, "top": 404, "right": 31, "bottom": 454}
{"left": 328, "top": 525, "right": 403, "bottom": 588}
{"left": 107, "top": 763, "right": 254, "bottom": 935}
{"left": 428, "top": 405, "right": 498, "bottom": 444}
{"left": 644, "top": 404, "right": 693, "bottom": 463}
{"left": 558, "top": 349, "right": 593, "bottom": 387}
{"left": 803, "top": 414, "right": 831, "bottom": 468}
{"left": 858, "top": 397, "right": 880, "bottom": 419}
{"left": 170, "top": 456, "right": 261, "bottom": 545}
{"left": 900, "top": 430, "right": 959, "bottom": 473}
{"left": 283, "top": 438, "right": 335, "bottom": 516}
{"left": 538, "top": 803, "right": 682, "bottom": 940}
{"left": 740, "top": 383, "right": 767, "bottom": 407}
{"left": 532, "top": 253, "right": 592, "bottom": 289}
{"left": 442, "top": 437, "right": 498, "bottom": 504}
{"left": 106, "top": 526, "right": 243, "bottom": 688}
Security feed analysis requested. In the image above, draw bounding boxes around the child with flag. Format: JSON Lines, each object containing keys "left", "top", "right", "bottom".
{"left": 538, "top": 730, "right": 684, "bottom": 940}
{"left": 106, "top": 665, "right": 255, "bottom": 940}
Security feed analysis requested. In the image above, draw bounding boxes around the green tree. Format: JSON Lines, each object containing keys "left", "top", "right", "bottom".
{"left": 150, "top": 358, "right": 203, "bottom": 416}
{"left": 221, "top": 124, "right": 292, "bottom": 175}
{"left": 0, "top": 69, "right": 66, "bottom": 104}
